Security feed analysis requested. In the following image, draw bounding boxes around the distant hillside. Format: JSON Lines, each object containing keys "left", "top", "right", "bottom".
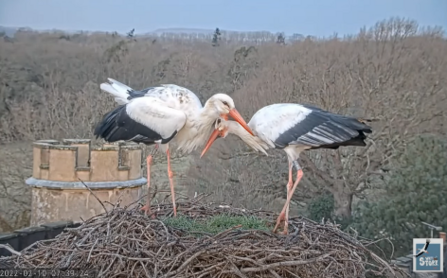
{"left": 151, "top": 28, "right": 215, "bottom": 35}
{"left": 0, "top": 26, "right": 19, "bottom": 37}
{"left": 143, "top": 28, "right": 305, "bottom": 41}
{"left": 0, "top": 26, "right": 305, "bottom": 41}
{"left": 146, "top": 27, "right": 291, "bottom": 36}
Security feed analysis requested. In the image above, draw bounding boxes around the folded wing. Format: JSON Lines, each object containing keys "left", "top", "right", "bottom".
{"left": 94, "top": 97, "right": 187, "bottom": 145}
{"left": 250, "top": 103, "right": 372, "bottom": 149}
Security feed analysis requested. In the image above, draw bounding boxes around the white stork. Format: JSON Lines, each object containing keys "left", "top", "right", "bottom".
{"left": 200, "top": 103, "right": 372, "bottom": 234}
{"left": 94, "top": 78, "right": 254, "bottom": 217}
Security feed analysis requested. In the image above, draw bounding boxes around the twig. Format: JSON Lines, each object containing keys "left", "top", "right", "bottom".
{"left": 78, "top": 178, "right": 108, "bottom": 215}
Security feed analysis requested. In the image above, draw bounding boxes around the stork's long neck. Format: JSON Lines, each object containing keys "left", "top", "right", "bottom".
{"left": 195, "top": 101, "right": 220, "bottom": 139}
{"left": 226, "top": 121, "right": 269, "bottom": 156}
{"left": 176, "top": 99, "right": 219, "bottom": 153}
{"left": 198, "top": 99, "right": 219, "bottom": 126}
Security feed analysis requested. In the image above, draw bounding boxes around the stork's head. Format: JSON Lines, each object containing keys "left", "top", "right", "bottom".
{"left": 210, "top": 94, "right": 235, "bottom": 115}
{"left": 208, "top": 94, "right": 254, "bottom": 136}
{"left": 200, "top": 118, "right": 233, "bottom": 158}
{"left": 213, "top": 118, "right": 230, "bottom": 138}
{"left": 201, "top": 118, "right": 268, "bottom": 158}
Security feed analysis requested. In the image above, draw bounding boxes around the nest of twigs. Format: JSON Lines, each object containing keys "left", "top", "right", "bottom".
{"left": 1, "top": 196, "right": 404, "bottom": 278}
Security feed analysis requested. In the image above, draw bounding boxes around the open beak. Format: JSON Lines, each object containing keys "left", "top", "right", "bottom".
{"left": 228, "top": 109, "right": 254, "bottom": 136}
{"left": 200, "top": 129, "right": 220, "bottom": 158}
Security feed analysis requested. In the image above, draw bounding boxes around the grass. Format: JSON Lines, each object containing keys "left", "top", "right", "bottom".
{"left": 161, "top": 213, "right": 270, "bottom": 236}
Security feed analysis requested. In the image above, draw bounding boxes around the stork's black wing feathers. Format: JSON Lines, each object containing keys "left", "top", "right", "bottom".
{"left": 274, "top": 106, "right": 372, "bottom": 150}
{"left": 94, "top": 105, "right": 177, "bottom": 145}
{"left": 414, "top": 250, "right": 425, "bottom": 258}
{"left": 114, "top": 86, "right": 158, "bottom": 102}
{"left": 423, "top": 239, "right": 430, "bottom": 251}
{"left": 127, "top": 87, "right": 157, "bottom": 100}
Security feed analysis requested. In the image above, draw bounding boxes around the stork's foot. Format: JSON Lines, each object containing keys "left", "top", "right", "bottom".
{"left": 140, "top": 204, "right": 156, "bottom": 219}
{"left": 272, "top": 211, "right": 288, "bottom": 235}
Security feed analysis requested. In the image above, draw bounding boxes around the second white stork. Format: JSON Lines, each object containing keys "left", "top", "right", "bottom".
{"left": 200, "top": 103, "right": 372, "bottom": 234}
{"left": 94, "top": 78, "right": 254, "bottom": 217}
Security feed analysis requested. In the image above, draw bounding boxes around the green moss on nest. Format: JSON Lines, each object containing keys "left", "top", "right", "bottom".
{"left": 161, "top": 214, "right": 270, "bottom": 236}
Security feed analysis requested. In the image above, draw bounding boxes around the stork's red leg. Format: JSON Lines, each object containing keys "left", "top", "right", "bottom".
{"left": 273, "top": 168, "right": 304, "bottom": 235}
{"left": 284, "top": 164, "right": 294, "bottom": 233}
{"left": 141, "top": 145, "right": 159, "bottom": 219}
{"left": 140, "top": 155, "right": 155, "bottom": 218}
{"left": 166, "top": 149, "right": 177, "bottom": 217}
{"left": 273, "top": 162, "right": 293, "bottom": 234}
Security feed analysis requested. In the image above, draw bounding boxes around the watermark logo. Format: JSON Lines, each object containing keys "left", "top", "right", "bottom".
{"left": 413, "top": 238, "right": 444, "bottom": 273}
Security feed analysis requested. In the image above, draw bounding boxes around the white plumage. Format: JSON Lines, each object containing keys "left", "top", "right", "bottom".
{"left": 94, "top": 78, "right": 254, "bottom": 217}
{"left": 125, "top": 97, "right": 187, "bottom": 142}
{"left": 201, "top": 103, "right": 372, "bottom": 234}
{"left": 248, "top": 103, "right": 313, "bottom": 148}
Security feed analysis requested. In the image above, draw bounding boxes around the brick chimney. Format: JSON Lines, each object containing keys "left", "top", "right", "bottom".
{"left": 439, "top": 232, "right": 446, "bottom": 243}
{"left": 26, "top": 139, "right": 146, "bottom": 226}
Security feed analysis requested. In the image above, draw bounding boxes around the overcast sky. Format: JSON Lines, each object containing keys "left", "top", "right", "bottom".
{"left": 0, "top": 0, "right": 446, "bottom": 37}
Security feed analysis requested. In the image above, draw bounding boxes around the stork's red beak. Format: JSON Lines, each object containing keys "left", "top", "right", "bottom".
{"left": 201, "top": 109, "right": 252, "bottom": 158}
{"left": 200, "top": 129, "right": 221, "bottom": 158}
{"left": 228, "top": 109, "right": 254, "bottom": 136}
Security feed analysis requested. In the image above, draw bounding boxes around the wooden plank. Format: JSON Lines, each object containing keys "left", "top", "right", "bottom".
{"left": 0, "top": 221, "right": 81, "bottom": 257}
{"left": 14, "top": 226, "right": 47, "bottom": 251}
{"left": 41, "top": 220, "right": 74, "bottom": 239}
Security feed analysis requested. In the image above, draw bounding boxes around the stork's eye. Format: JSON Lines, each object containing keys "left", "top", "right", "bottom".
{"left": 222, "top": 101, "right": 229, "bottom": 107}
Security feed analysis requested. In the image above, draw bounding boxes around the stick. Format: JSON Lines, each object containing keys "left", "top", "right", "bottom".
{"left": 78, "top": 178, "right": 108, "bottom": 215}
